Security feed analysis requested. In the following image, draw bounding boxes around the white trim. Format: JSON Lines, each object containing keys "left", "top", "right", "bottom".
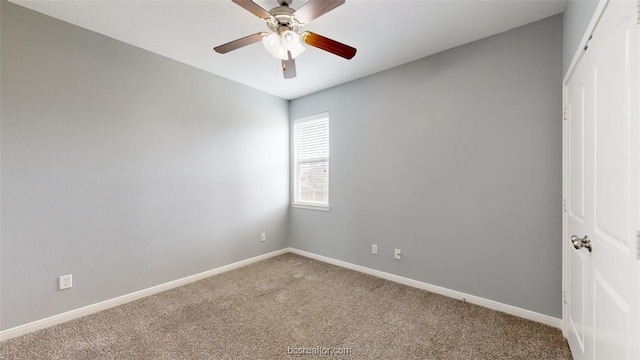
{"left": 563, "top": 0, "right": 610, "bottom": 85}
{"left": 1, "top": 246, "right": 561, "bottom": 342}
{"left": 0, "top": 248, "right": 288, "bottom": 342}
{"left": 292, "top": 203, "right": 331, "bottom": 211}
{"left": 288, "top": 248, "right": 562, "bottom": 329}
{"left": 562, "top": 83, "right": 569, "bottom": 337}
{"left": 561, "top": 0, "right": 609, "bottom": 338}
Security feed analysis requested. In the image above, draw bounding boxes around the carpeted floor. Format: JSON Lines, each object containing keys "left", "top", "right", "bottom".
{"left": 0, "top": 253, "right": 572, "bottom": 359}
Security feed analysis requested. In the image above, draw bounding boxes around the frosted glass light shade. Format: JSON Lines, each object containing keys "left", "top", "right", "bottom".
{"left": 262, "top": 33, "right": 287, "bottom": 60}
{"left": 288, "top": 43, "right": 305, "bottom": 59}
{"left": 281, "top": 30, "right": 299, "bottom": 50}
{"left": 263, "top": 31, "right": 305, "bottom": 60}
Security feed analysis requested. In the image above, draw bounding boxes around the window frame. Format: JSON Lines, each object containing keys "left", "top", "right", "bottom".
{"left": 292, "top": 112, "right": 330, "bottom": 211}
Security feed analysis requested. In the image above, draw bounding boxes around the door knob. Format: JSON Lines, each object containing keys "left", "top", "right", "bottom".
{"left": 571, "top": 235, "right": 592, "bottom": 252}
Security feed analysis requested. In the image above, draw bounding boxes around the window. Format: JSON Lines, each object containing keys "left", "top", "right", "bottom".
{"left": 293, "top": 113, "right": 330, "bottom": 210}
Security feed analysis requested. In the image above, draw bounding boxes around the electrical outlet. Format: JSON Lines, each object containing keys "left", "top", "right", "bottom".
{"left": 394, "top": 249, "right": 402, "bottom": 260}
{"left": 261, "top": 233, "right": 266, "bottom": 242}
{"left": 371, "top": 244, "right": 378, "bottom": 255}
{"left": 59, "top": 274, "right": 72, "bottom": 290}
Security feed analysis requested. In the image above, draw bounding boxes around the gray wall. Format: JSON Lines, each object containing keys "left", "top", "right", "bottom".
{"left": 1, "top": 1, "right": 289, "bottom": 330}
{"left": 1, "top": 1, "right": 568, "bottom": 331}
{"left": 563, "top": 0, "right": 599, "bottom": 74}
{"left": 289, "top": 15, "right": 563, "bottom": 317}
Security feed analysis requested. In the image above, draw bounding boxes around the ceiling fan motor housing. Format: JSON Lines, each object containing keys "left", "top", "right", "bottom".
{"left": 268, "top": 6, "right": 302, "bottom": 34}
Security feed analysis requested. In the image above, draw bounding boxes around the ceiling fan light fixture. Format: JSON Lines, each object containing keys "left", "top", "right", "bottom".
{"left": 281, "top": 30, "right": 299, "bottom": 49}
{"left": 288, "top": 43, "right": 305, "bottom": 59}
{"left": 262, "top": 32, "right": 287, "bottom": 60}
{"left": 281, "top": 30, "right": 305, "bottom": 58}
{"left": 262, "top": 30, "right": 305, "bottom": 60}
{"left": 217, "top": 0, "right": 355, "bottom": 79}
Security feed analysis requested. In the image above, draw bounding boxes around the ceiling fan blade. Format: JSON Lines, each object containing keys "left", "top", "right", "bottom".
{"left": 231, "top": 0, "right": 271, "bottom": 19}
{"left": 282, "top": 52, "right": 297, "bottom": 79}
{"left": 214, "top": 32, "right": 267, "bottom": 54}
{"left": 302, "top": 32, "right": 356, "bottom": 59}
{"left": 294, "top": 0, "right": 345, "bottom": 24}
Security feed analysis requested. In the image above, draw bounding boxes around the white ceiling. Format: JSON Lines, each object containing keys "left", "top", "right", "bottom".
{"left": 11, "top": 0, "right": 566, "bottom": 100}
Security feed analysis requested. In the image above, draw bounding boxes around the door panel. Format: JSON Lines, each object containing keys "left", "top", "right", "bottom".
{"left": 593, "top": 270, "right": 630, "bottom": 359}
{"left": 566, "top": 53, "right": 593, "bottom": 360}
{"left": 569, "top": 249, "right": 586, "bottom": 352}
{"left": 593, "top": 19, "right": 631, "bottom": 250}
{"left": 569, "top": 84, "right": 585, "bottom": 220}
{"left": 564, "top": 1, "right": 639, "bottom": 359}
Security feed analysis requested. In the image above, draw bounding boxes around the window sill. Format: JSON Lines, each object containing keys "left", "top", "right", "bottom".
{"left": 292, "top": 203, "right": 331, "bottom": 212}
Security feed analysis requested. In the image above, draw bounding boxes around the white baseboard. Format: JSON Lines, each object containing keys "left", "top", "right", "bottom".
{"left": 1, "top": 247, "right": 561, "bottom": 342}
{"left": 288, "top": 247, "right": 562, "bottom": 329}
{"left": 0, "top": 248, "right": 289, "bottom": 342}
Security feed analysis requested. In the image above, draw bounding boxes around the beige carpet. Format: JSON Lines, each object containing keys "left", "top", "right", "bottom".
{"left": 0, "top": 253, "right": 571, "bottom": 359}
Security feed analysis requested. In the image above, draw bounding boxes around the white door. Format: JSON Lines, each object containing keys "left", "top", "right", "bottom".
{"left": 564, "top": 0, "right": 640, "bottom": 359}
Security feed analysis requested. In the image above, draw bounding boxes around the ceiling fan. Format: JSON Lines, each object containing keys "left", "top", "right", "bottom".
{"left": 214, "top": 0, "right": 357, "bottom": 79}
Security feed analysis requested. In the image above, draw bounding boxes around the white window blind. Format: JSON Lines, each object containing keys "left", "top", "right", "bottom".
{"left": 293, "top": 113, "right": 329, "bottom": 208}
